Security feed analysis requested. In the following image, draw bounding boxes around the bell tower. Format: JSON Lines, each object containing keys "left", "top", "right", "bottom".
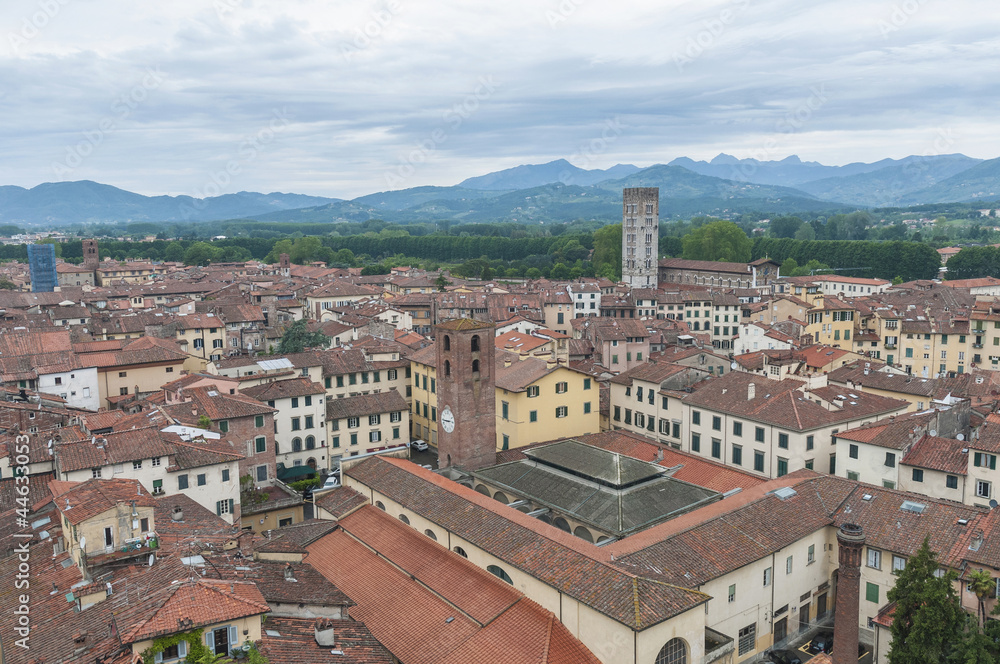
{"left": 435, "top": 318, "right": 496, "bottom": 471}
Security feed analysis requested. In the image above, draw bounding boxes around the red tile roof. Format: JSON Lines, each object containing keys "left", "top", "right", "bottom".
{"left": 900, "top": 435, "right": 969, "bottom": 475}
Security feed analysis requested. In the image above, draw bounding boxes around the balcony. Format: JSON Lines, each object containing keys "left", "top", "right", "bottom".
{"left": 703, "top": 627, "right": 734, "bottom": 664}
{"left": 974, "top": 343, "right": 984, "bottom": 349}
{"left": 885, "top": 344, "right": 896, "bottom": 350}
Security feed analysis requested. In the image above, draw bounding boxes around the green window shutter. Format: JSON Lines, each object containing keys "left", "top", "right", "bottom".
{"left": 229, "top": 499, "right": 234, "bottom": 514}
{"left": 866, "top": 582, "right": 879, "bottom": 603}
{"left": 216, "top": 500, "right": 222, "bottom": 516}
{"left": 992, "top": 455, "right": 998, "bottom": 471}
{"left": 975, "top": 452, "right": 983, "bottom": 467}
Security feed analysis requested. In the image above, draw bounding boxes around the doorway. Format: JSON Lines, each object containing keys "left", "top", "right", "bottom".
{"left": 774, "top": 617, "right": 787, "bottom": 644}
{"left": 213, "top": 628, "right": 230, "bottom": 657}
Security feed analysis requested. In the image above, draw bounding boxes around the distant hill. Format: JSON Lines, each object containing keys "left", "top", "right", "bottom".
{"left": 458, "top": 159, "right": 640, "bottom": 190}
{"left": 795, "top": 154, "right": 983, "bottom": 207}
{"left": 0, "top": 181, "right": 341, "bottom": 225}
{"left": 896, "top": 157, "right": 1000, "bottom": 205}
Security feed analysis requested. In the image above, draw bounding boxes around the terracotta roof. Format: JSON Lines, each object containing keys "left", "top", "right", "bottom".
{"left": 326, "top": 390, "right": 408, "bottom": 421}
{"left": 259, "top": 617, "right": 393, "bottom": 664}
{"left": 314, "top": 485, "right": 369, "bottom": 519}
{"left": 241, "top": 377, "right": 326, "bottom": 401}
{"left": 900, "top": 435, "right": 969, "bottom": 475}
{"left": 53, "top": 477, "right": 158, "bottom": 525}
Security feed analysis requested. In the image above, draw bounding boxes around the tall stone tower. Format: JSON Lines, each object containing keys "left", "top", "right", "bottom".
{"left": 621, "top": 187, "right": 659, "bottom": 289}
{"left": 435, "top": 318, "right": 496, "bottom": 471}
{"left": 82, "top": 239, "right": 99, "bottom": 271}
{"left": 833, "top": 523, "right": 865, "bottom": 664}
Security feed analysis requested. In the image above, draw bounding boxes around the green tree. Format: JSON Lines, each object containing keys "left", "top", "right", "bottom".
{"left": 591, "top": 223, "right": 622, "bottom": 281}
{"left": 278, "top": 320, "right": 331, "bottom": 354}
{"left": 769, "top": 216, "right": 803, "bottom": 238}
{"left": 164, "top": 241, "right": 185, "bottom": 262}
{"left": 780, "top": 258, "right": 799, "bottom": 276}
{"left": 550, "top": 263, "right": 570, "bottom": 279}
{"left": 36, "top": 237, "right": 63, "bottom": 257}
{"left": 183, "top": 242, "right": 222, "bottom": 266}
{"left": 0, "top": 276, "right": 17, "bottom": 290}
{"left": 525, "top": 267, "right": 543, "bottom": 279}
{"left": 435, "top": 273, "right": 451, "bottom": 291}
{"left": 794, "top": 224, "right": 816, "bottom": 241}
{"left": 887, "top": 537, "right": 964, "bottom": 664}
{"left": 682, "top": 221, "right": 751, "bottom": 262}
{"left": 966, "top": 569, "right": 995, "bottom": 627}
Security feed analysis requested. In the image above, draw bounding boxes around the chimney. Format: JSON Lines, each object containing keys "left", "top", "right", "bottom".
{"left": 748, "top": 383, "right": 756, "bottom": 400}
{"left": 833, "top": 524, "right": 866, "bottom": 664}
{"left": 314, "top": 618, "right": 336, "bottom": 647}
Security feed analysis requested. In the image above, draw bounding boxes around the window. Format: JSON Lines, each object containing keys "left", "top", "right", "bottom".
{"left": 555, "top": 381, "right": 568, "bottom": 394}
{"left": 912, "top": 468, "right": 924, "bottom": 482}
{"left": 754, "top": 451, "right": 765, "bottom": 473}
{"left": 151, "top": 457, "right": 161, "bottom": 467}
{"left": 977, "top": 480, "right": 991, "bottom": 499}
{"left": 369, "top": 414, "right": 381, "bottom": 426}
{"left": 692, "top": 411, "right": 701, "bottom": 425}
{"left": 399, "top": 514, "right": 410, "bottom": 525}
{"left": 348, "top": 417, "right": 359, "bottom": 429}
{"left": 763, "top": 567, "right": 772, "bottom": 587}
{"left": 120, "top": 387, "right": 129, "bottom": 396}
{"left": 732, "top": 445, "right": 743, "bottom": 466}
{"left": 711, "top": 415, "right": 721, "bottom": 431}
{"left": 654, "top": 638, "right": 687, "bottom": 664}
{"left": 974, "top": 452, "right": 998, "bottom": 470}
{"left": 292, "top": 437, "right": 302, "bottom": 452}
{"left": 529, "top": 410, "right": 538, "bottom": 422}
{"left": 527, "top": 386, "right": 539, "bottom": 398}
{"left": 778, "top": 433, "right": 789, "bottom": 449}
{"left": 892, "top": 555, "right": 906, "bottom": 572}
{"left": 711, "top": 438, "right": 721, "bottom": 459}
{"left": 808, "top": 544, "right": 815, "bottom": 564}
{"left": 613, "top": 406, "right": 621, "bottom": 421}
{"left": 132, "top": 460, "right": 142, "bottom": 470}
{"left": 733, "top": 421, "right": 743, "bottom": 436}
{"left": 584, "top": 401, "right": 592, "bottom": 414}
{"left": 786, "top": 555, "right": 793, "bottom": 575}
{"left": 946, "top": 475, "right": 959, "bottom": 489}
{"left": 849, "top": 444, "right": 859, "bottom": 459}
{"left": 178, "top": 474, "right": 189, "bottom": 490}
{"left": 118, "top": 371, "right": 127, "bottom": 378}
{"left": 222, "top": 469, "right": 230, "bottom": 482}
{"left": 502, "top": 401, "right": 509, "bottom": 420}
{"left": 728, "top": 584, "right": 736, "bottom": 603}
{"left": 487, "top": 565, "right": 513, "bottom": 585}
{"left": 388, "top": 369, "right": 397, "bottom": 381}
{"left": 556, "top": 406, "right": 568, "bottom": 418}
{"left": 197, "top": 473, "right": 206, "bottom": 486}
{"left": 691, "top": 433, "right": 700, "bottom": 453}
{"left": 332, "top": 435, "right": 340, "bottom": 448}
{"left": 218, "top": 420, "right": 229, "bottom": 434}
{"left": 885, "top": 452, "right": 895, "bottom": 467}
{"left": 291, "top": 417, "right": 301, "bottom": 431}
{"left": 584, "top": 378, "right": 591, "bottom": 390}
{"left": 866, "top": 582, "right": 879, "bottom": 603}
{"left": 755, "top": 427, "right": 765, "bottom": 443}
{"left": 868, "top": 548, "right": 881, "bottom": 569}
{"left": 256, "top": 465, "right": 267, "bottom": 482}
{"left": 847, "top": 471, "right": 860, "bottom": 481}
{"left": 738, "top": 624, "right": 757, "bottom": 657}
{"left": 255, "top": 437, "right": 266, "bottom": 453}
{"left": 370, "top": 431, "right": 381, "bottom": 443}
{"left": 806, "top": 435, "right": 814, "bottom": 451}
{"left": 777, "top": 457, "right": 788, "bottom": 477}
{"left": 255, "top": 415, "right": 264, "bottom": 428}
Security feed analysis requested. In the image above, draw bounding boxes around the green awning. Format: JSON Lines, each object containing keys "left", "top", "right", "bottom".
{"left": 276, "top": 465, "right": 317, "bottom": 481}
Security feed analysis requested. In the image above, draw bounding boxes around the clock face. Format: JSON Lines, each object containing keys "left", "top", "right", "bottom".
{"left": 441, "top": 406, "right": 456, "bottom": 433}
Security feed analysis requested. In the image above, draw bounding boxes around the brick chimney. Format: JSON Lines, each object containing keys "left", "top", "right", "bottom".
{"left": 833, "top": 523, "right": 865, "bottom": 664}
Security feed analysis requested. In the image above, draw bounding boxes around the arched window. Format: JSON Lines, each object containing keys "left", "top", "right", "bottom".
{"left": 305, "top": 436, "right": 315, "bottom": 450}
{"left": 487, "top": 565, "right": 513, "bottom": 585}
{"left": 472, "top": 359, "right": 480, "bottom": 373}
{"left": 573, "top": 526, "right": 594, "bottom": 543}
{"left": 307, "top": 458, "right": 317, "bottom": 469}
{"left": 292, "top": 437, "right": 302, "bottom": 452}
{"left": 471, "top": 335, "right": 480, "bottom": 352}
{"left": 443, "top": 335, "right": 451, "bottom": 351}
{"left": 424, "top": 529, "right": 437, "bottom": 541}
{"left": 475, "top": 484, "right": 491, "bottom": 496}
{"left": 493, "top": 492, "right": 509, "bottom": 505}
{"left": 655, "top": 638, "right": 687, "bottom": 664}
{"left": 375, "top": 501, "right": 386, "bottom": 511}
{"left": 453, "top": 546, "right": 468, "bottom": 558}
{"left": 444, "top": 360, "right": 451, "bottom": 377}
{"left": 553, "top": 517, "right": 571, "bottom": 532}
{"left": 398, "top": 514, "right": 410, "bottom": 525}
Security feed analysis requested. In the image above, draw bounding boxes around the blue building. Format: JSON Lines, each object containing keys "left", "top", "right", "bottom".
{"left": 27, "top": 243, "right": 58, "bottom": 292}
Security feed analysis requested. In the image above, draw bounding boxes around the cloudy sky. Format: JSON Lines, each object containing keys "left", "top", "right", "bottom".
{"left": 2, "top": 0, "right": 998, "bottom": 199}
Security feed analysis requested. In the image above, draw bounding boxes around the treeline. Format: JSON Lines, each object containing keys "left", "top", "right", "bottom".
{"left": 752, "top": 238, "right": 941, "bottom": 282}
{"left": 944, "top": 246, "right": 1000, "bottom": 281}
{"left": 318, "top": 234, "right": 576, "bottom": 263}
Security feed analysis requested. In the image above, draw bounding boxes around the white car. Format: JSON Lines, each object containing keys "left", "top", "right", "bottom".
{"left": 321, "top": 475, "right": 341, "bottom": 490}
{"left": 410, "top": 439, "right": 429, "bottom": 452}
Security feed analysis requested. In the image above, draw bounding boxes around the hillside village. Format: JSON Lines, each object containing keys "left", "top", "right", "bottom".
{"left": 6, "top": 200, "right": 1000, "bottom": 664}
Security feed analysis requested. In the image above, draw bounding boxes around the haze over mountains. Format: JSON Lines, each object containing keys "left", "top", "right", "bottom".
{"left": 3, "top": 153, "right": 999, "bottom": 227}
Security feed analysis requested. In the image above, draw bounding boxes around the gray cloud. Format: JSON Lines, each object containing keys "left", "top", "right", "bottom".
{"left": 0, "top": 0, "right": 997, "bottom": 199}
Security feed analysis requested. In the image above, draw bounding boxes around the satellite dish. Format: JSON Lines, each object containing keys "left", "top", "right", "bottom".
{"left": 79, "top": 536, "right": 86, "bottom": 550}
{"left": 957, "top": 433, "right": 965, "bottom": 441}
{"left": 991, "top": 499, "right": 999, "bottom": 510}
{"left": 731, "top": 362, "right": 738, "bottom": 370}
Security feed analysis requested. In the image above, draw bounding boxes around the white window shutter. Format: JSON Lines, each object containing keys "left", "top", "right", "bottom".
{"left": 177, "top": 641, "right": 187, "bottom": 658}
{"left": 154, "top": 651, "right": 163, "bottom": 664}
{"left": 229, "top": 625, "right": 238, "bottom": 646}
{"left": 205, "top": 630, "right": 214, "bottom": 654}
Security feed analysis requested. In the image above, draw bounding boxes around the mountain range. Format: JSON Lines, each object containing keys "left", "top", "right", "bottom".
{"left": 3, "top": 153, "right": 999, "bottom": 227}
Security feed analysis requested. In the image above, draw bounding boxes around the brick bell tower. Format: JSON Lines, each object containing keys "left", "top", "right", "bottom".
{"left": 435, "top": 318, "right": 496, "bottom": 471}
{"left": 833, "top": 523, "right": 865, "bottom": 664}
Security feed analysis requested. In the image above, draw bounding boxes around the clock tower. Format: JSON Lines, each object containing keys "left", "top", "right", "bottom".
{"left": 434, "top": 318, "right": 497, "bottom": 471}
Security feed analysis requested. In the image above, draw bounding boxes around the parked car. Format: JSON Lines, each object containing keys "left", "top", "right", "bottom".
{"left": 765, "top": 649, "right": 802, "bottom": 664}
{"left": 410, "top": 439, "right": 429, "bottom": 452}
{"left": 321, "top": 475, "right": 341, "bottom": 490}
{"left": 809, "top": 631, "right": 834, "bottom": 653}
